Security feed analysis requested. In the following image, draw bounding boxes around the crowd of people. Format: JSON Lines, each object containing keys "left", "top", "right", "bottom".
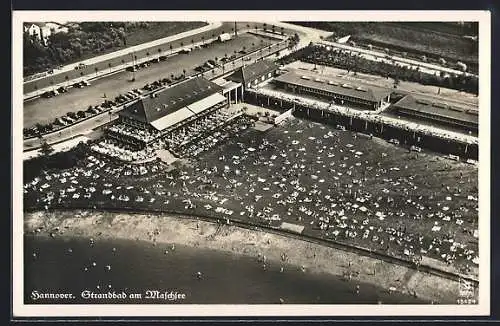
{"left": 24, "top": 116, "right": 478, "bottom": 275}
{"left": 90, "top": 107, "right": 245, "bottom": 163}
{"left": 90, "top": 139, "right": 160, "bottom": 162}
{"left": 177, "top": 116, "right": 255, "bottom": 158}
{"left": 164, "top": 108, "right": 243, "bottom": 152}
{"left": 107, "top": 123, "right": 159, "bottom": 144}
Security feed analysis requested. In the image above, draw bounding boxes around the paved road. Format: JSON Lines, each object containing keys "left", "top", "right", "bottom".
{"left": 23, "top": 22, "right": 285, "bottom": 95}
{"left": 272, "top": 22, "right": 331, "bottom": 49}
{"left": 24, "top": 33, "right": 281, "bottom": 128}
{"left": 24, "top": 108, "right": 120, "bottom": 151}
{"left": 24, "top": 22, "right": 221, "bottom": 85}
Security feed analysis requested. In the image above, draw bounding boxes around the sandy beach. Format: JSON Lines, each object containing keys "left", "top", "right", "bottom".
{"left": 24, "top": 209, "right": 473, "bottom": 304}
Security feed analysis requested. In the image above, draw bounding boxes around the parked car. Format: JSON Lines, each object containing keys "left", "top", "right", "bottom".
{"left": 74, "top": 63, "right": 87, "bottom": 70}
{"left": 62, "top": 116, "right": 74, "bottom": 124}
{"left": 41, "top": 91, "right": 53, "bottom": 98}
{"left": 55, "top": 117, "right": 67, "bottom": 126}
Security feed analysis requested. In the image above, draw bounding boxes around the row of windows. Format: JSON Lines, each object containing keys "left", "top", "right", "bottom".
{"left": 247, "top": 72, "right": 274, "bottom": 88}
{"left": 398, "top": 109, "right": 476, "bottom": 127}
{"left": 297, "top": 86, "right": 376, "bottom": 106}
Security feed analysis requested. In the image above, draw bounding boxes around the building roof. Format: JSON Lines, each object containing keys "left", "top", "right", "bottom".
{"left": 228, "top": 60, "right": 278, "bottom": 85}
{"left": 273, "top": 71, "right": 391, "bottom": 103}
{"left": 120, "top": 77, "right": 222, "bottom": 124}
{"left": 392, "top": 94, "right": 478, "bottom": 125}
{"left": 186, "top": 93, "right": 226, "bottom": 114}
{"left": 150, "top": 107, "right": 194, "bottom": 131}
{"left": 25, "top": 22, "right": 46, "bottom": 28}
{"left": 213, "top": 78, "right": 242, "bottom": 91}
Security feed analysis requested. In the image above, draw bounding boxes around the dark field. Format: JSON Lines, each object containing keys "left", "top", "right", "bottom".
{"left": 24, "top": 117, "right": 479, "bottom": 274}
{"left": 293, "top": 22, "right": 478, "bottom": 66}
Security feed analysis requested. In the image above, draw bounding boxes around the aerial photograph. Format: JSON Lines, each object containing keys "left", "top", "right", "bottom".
{"left": 19, "top": 17, "right": 481, "bottom": 308}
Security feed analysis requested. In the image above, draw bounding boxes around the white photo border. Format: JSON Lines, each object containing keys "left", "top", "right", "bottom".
{"left": 12, "top": 10, "right": 492, "bottom": 317}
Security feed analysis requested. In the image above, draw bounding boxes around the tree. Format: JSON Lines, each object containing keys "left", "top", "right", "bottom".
{"left": 393, "top": 78, "right": 400, "bottom": 89}
{"left": 40, "top": 140, "right": 54, "bottom": 157}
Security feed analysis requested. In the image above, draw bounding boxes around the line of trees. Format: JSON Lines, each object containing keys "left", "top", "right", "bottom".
{"left": 298, "top": 45, "right": 478, "bottom": 94}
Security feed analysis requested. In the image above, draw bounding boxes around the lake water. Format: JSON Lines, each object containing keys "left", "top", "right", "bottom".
{"left": 24, "top": 235, "right": 426, "bottom": 304}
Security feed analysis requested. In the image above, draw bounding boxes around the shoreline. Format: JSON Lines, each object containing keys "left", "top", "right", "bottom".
{"left": 24, "top": 209, "right": 474, "bottom": 304}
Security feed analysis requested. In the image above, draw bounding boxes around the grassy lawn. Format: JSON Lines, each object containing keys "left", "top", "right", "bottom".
{"left": 123, "top": 22, "right": 207, "bottom": 47}
{"left": 353, "top": 23, "right": 478, "bottom": 65}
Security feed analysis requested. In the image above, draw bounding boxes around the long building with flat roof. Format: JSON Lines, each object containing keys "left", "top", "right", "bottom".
{"left": 272, "top": 70, "right": 392, "bottom": 110}
{"left": 391, "top": 94, "right": 478, "bottom": 132}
